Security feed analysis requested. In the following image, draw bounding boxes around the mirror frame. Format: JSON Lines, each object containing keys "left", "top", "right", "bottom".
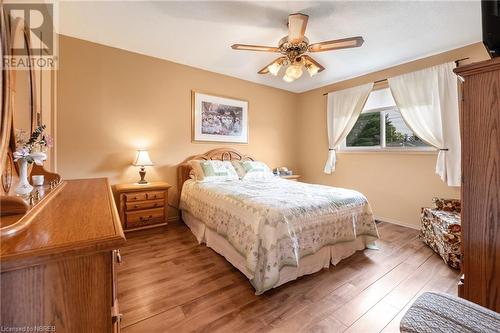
{"left": 1, "top": 6, "right": 13, "bottom": 193}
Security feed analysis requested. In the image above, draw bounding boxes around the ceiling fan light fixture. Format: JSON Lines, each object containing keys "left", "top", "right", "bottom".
{"left": 283, "top": 74, "right": 295, "bottom": 82}
{"left": 286, "top": 64, "right": 303, "bottom": 80}
{"left": 267, "top": 61, "right": 282, "bottom": 76}
{"left": 231, "top": 13, "right": 363, "bottom": 83}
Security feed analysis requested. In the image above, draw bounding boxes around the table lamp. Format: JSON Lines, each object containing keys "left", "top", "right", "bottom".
{"left": 133, "top": 150, "right": 153, "bottom": 184}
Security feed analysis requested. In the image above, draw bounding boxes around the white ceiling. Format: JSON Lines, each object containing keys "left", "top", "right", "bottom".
{"left": 58, "top": 1, "right": 482, "bottom": 93}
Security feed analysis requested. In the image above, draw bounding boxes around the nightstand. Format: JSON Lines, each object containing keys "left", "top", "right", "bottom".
{"left": 279, "top": 175, "right": 301, "bottom": 181}
{"left": 115, "top": 181, "right": 171, "bottom": 232}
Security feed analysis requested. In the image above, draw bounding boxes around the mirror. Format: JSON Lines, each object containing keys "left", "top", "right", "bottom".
{"left": 1, "top": 11, "right": 40, "bottom": 194}
{"left": 10, "top": 17, "right": 37, "bottom": 149}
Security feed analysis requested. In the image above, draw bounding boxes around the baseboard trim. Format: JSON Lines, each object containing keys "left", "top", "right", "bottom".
{"left": 374, "top": 216, "right": 420, "bottom": 230}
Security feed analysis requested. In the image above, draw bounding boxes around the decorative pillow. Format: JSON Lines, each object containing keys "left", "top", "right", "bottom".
{"left": 232, "top": 160, "right": 275, "bottom": 181}
{"left": 189, "top": 160, "right": 239, "bottom": 182}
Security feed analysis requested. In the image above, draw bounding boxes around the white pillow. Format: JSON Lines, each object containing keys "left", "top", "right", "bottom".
{"left": 232, "top": 160, "right": 275, "bottom": 181}
{"left": 189, "top": 160, "right": 239, "bottom": 182}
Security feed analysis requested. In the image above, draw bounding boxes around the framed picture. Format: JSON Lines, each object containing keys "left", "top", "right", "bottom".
{"left": 192, "top": 91, "right": 248, "bottom": 143}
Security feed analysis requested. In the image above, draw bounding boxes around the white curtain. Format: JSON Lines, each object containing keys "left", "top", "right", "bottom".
{"left": 388, "top": 62, "right": 460, "bottom": 186}
{"left": 324, "top": 83, "right": 373, "bottom": 174}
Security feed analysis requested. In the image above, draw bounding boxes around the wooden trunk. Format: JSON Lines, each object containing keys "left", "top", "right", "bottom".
{"left": 454, "top": 58, "right": 500, "bottom": 312}
{"left": 0, "top": 178, "right": 126, "bottom": 332}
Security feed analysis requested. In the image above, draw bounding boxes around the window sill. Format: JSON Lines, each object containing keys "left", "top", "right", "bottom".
{"left": 338, "top": 148, "right": 438, "bottom": 155}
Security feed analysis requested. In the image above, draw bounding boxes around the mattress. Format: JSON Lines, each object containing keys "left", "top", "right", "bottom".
{"left": 179, "top": 178, "right": 379, "bottom": 294}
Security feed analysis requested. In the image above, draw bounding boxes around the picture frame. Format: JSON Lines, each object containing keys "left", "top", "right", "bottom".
{"left": 191, "top": 91, "right": 248, "bottom": 144}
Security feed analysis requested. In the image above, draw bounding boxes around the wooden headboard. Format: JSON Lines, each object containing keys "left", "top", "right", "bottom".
{"left": 177, "top": 148, "right": 255, "bottom": 191}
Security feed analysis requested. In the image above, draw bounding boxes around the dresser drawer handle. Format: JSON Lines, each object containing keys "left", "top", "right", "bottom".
{"left": 115, "top": 250, "right": 122, "bottom": 264}
{"left": 134, "top": 204, "right": 139, "bottom": 208}
{"left": 112, "top": 313, "right": 123, "bottom": 324}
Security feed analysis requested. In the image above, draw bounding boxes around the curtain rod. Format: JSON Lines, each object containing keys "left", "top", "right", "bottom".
{"left": 322, "top": 57, "right": 470, "bottom": 96}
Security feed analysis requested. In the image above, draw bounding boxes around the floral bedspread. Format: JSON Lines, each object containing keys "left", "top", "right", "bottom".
{"left": 179, "top": 178, "right": 379, "bottom": 293}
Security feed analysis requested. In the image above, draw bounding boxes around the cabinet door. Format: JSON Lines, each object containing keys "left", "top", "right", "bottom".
{"left": 460, "top": 70, "right": 500, "bottom": 312}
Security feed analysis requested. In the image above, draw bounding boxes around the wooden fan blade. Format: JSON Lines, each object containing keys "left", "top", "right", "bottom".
{"left": 231, "top": 44, "right": 280, "bottom": 52}
{"left": 308, "top": 36, "right": 364, "bottom": 52}
{"left": 302, "top": 55, "right": 325, "bottom": 73}
{"left": 258, "top": 56, "right": 287, "bottom": 74}
{"left": 288, "top": 13, "right": 309, "bottom": 43}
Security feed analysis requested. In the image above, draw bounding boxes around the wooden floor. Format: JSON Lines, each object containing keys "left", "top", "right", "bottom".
{"left": 118, "top": 220, "right": 460, "bottom": 333}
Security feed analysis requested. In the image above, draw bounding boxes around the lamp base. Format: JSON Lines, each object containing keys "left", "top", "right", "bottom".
{"left": 137, "top": 166, "right": 148, "bottom": 184}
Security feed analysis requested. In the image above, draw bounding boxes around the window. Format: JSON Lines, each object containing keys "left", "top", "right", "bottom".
{"left": 342, "top": 88, "right": 433, "bottom": 152}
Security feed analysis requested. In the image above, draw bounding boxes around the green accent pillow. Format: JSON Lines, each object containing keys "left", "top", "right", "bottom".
{"left": 201, "top": 162, "right": 228, "bottom": 177}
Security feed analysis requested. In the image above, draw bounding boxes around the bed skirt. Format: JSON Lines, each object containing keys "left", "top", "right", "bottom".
{"left": 181, "top": 210, "right": 375, "bottom": 293}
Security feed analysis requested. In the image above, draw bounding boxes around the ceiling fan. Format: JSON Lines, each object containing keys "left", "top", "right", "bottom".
{"left": 231, "top": 13, "right": 364, "bottom": 82}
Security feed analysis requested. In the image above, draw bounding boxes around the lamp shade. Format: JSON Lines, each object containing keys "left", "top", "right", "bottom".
{"left": 133, "top": 150, "right": 153, "bottom": 166}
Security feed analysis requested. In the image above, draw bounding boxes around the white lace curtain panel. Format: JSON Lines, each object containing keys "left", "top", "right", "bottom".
{"left": 388, "top": 62, "right": 460, "bottom": 186}
{"left": 323, "top": 82, "right": 374, "bottom": 174}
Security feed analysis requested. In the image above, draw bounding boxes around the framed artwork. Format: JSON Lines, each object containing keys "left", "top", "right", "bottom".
{"left": 192, "top": 91, "right": 248, "bottom": 143}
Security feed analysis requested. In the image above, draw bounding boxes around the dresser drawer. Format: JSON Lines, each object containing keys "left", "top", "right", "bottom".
{"left": 124, "top": 192, "right": 148, "bottom": 202}
{"left": 125, "top": 208, "right": 164, "bottom": 228}
{"left": 126, "top": 199, "right": 164, "bottom": 211}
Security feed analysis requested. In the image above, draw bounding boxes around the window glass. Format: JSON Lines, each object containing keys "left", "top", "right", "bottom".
{"left": 342, "top": 88, "right": 431, "bottom": 151}
{"left": 385, "top": 109, "right": 428, "bottom": 147}
{"left": 346, "top": 112, "right": 381, "bottom": 147}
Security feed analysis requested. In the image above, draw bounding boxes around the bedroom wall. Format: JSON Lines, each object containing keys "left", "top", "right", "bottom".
{"left": 56, "top": 35, "right": 489, "bottom": 228}
{"left": 56, "top": 35, "right": 300, "bottom": 217}
{"left": 296, "top": 42, "right": 490, "bottom": 228}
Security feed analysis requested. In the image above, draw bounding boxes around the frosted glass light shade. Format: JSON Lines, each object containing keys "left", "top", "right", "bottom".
{"left": 283, "top": 74, "right": 294, "bottom": 82}
{"left": 306, "top": 63, "right": 320, "bottom": 77}
{"left": 286, "top": 64, "right": 303, "bottom": 79}
{"left": 267, "top": 62, "right": 282, "bottom": 76}
{"left": 133, "top": 150, "right": 153, "bottom": 166}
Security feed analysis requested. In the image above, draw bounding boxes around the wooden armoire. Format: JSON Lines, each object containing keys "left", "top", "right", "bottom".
{"left": 454, "top": 57, "right": 500, "bottom": 312}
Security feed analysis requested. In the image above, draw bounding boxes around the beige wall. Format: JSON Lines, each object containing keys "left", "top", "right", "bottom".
{"left": 56, "top": 35, "right": 299, "bottom": 217}
{"left": 296, "top": 42, "right": 490, "bottom": 228}
{"left": 56, "top": 35, "right": 489, "bottom": 228}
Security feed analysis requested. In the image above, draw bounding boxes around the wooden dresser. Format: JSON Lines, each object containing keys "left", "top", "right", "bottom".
{"left": 115, "top": 181, "right": 171, "bottom": 232}
{"left": 454, "top": 58, "right": 500, "bottom": 312}
{"left": 0, "top": 178, "right": 126, "bottom": 332}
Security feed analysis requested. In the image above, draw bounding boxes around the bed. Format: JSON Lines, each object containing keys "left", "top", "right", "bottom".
{"left": 178, "top": 149, "right": 379, "bottom": 294}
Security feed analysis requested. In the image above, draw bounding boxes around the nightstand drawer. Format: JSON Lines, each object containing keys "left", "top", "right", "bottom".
{"left": 124, "top": 192, "right": 148, "bottom": 202}
{"left": 145, "top": 191, "right": 164, "bottom": 200}
{"left": 125, "top": 208, "right": 164, "bottom": 228}
{"left": 126, "top": 199, "right": 164, "bottom": 211}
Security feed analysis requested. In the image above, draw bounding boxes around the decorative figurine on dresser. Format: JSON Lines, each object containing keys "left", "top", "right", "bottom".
{"left": 115, "top": 150, "right": 172, "bottom": 232}
{"left": 0, "top": 8, "right": 126, "bottom": 332}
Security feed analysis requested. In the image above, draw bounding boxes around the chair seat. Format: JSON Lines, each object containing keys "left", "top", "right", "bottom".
{"left": 401, "top": 292, "right": 500, "bottom": 333}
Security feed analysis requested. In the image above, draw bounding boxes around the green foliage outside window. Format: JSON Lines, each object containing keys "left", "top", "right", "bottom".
{"left": 347, "top": 111, "right": 428, "bottom": 147}
{"left": 346, "top": 113, "right": 380, "bottom": 146}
